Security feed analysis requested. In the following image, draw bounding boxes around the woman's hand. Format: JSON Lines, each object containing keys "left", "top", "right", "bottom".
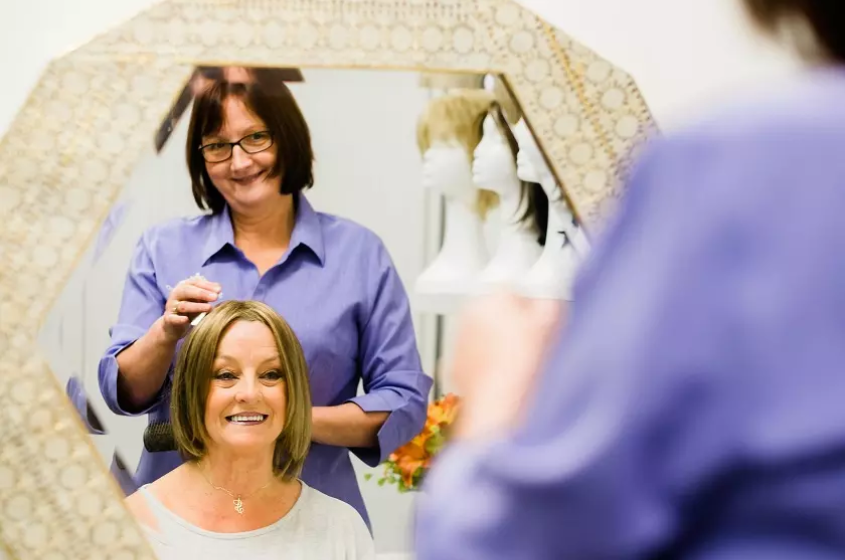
{"left": 449, "top": 292, "right": 564, "bottom": 441}
{"left": 162, "top": 275, "right": 222, "bottom": 342}
{"left": 115, "top": 273, "right": 220, "bottom": 412}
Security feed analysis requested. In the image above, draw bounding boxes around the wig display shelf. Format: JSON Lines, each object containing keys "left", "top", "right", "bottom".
{"left": 412, "top": 290, "right": 472, "bottom": 316}
{"left": 413, "top": 274, "right": 566, "bottom": 315}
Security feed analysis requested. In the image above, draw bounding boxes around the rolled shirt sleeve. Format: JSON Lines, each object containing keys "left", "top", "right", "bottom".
{"left": 414, "top": 134, "right": 771, "bottom": 559}
{"left": 347, "top": 239, "right": 432, "bottom": 466}
{"left": 97, "top": 232, "right": 170, "bottom": 417}
{"left": 66, "top": 376, "right": 106, "bottom": 435}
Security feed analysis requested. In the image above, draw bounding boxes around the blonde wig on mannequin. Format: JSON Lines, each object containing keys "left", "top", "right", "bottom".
{"left": 416, "top": 89, "right": 499, "bottom": 218}
{"left": 490, "top": 75, "right": 521, "bottom": 127}
{"left": 418, "top": 71, "right": 485, "bottom": 90}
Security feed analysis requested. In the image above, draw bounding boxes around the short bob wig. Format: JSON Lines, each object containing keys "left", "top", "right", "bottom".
{"left": 743, "top": 0, "right": 845, "bottom": 62}
{"left": 170, "top": 300, "right": 312, "bottom": 481}
{"left": 416, "top": 89, "right": 500, "bottom": 219}
{"left": 186, "top": 68, "right": 315, "bottom": 214}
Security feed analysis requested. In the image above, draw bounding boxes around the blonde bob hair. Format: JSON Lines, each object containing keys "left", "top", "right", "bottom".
{"left": 416, "top": 89, "right": 499, "bottom": 218}
{"left": 170, "top": 300, "right": 312, "bottom": 481}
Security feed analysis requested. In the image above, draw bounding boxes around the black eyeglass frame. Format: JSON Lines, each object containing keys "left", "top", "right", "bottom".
{"left": 199, "top": 130, "right": 275, "bottom": 163}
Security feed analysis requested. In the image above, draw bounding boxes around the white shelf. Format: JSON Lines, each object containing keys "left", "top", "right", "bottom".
{"left": 412, "top": 291, "right": 472, "bottom": 316}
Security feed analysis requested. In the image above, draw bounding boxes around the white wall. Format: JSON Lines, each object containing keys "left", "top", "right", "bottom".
{"left": 0, "top": 0, "right": 163, "bottom": 137}
{"left": 515, "top": 0, "right": 801, "bottom": 129}
{"left": 0, "top": 0, "right": 801, "bottom": 139}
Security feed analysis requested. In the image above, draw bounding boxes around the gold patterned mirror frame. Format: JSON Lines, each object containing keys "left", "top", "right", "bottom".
{"left": 0, "top": 0, "right": 656, "bottom": 556}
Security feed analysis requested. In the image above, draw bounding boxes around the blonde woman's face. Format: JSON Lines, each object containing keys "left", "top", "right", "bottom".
{"left": 204, "top": 320, "right": 287, "bottom": 454}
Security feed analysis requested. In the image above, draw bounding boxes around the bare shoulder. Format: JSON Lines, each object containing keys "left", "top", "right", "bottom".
{"left": 147, "top": 464, "right": 192, "bottom": 510}
{"left": 124, "top": 466, "right": 188, "bottom": 531}
{"left": 124, "top": 489, "right": 159, "bottom": 531}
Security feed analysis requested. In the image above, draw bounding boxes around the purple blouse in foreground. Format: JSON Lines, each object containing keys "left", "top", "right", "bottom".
{"left": 416, "top": 68, "right": 845, "bottom": 559}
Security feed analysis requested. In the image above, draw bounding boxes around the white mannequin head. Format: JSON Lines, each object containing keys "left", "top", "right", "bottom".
{"left": 514, "top": 118, "right": 559, "bottom": 200}
{"left": 422, "top": 141, "right": 476, "bottom": 206}
{"left": 472, "top": 114, "right": 519, "bottom": 196}
{"left": 417, "top": 90, "right": 499, "bottom": 217}
{"left": 514, "top": 118, "right": 545, "bottom": 181}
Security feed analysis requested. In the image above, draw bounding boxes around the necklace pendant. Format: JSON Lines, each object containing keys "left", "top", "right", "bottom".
{"left": 233, "top": 497, "right": 244, "bottom": 515}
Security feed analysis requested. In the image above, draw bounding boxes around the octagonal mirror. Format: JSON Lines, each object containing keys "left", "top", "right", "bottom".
{"left": 0, "top": 1, "right": 656, "bottom": 558}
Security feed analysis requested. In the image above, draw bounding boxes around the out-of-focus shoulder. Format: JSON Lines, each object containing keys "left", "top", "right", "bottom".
{"left": 666, "top": 68, "right": 845, "bottom": 147}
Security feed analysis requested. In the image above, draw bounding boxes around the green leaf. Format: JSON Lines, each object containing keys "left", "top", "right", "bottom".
{"left": 363, "top": 473, "right": 372, "bottom": 481}
{"left": 425, "top": 432, "right": 445, "bottom": 454}
{"left": 378, "top": 478, "right": 386, "bottom": 487}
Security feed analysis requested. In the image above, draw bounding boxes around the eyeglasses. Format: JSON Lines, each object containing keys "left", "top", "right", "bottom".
{"left": 199, "top": 131, "right": 274, "bottom": 163}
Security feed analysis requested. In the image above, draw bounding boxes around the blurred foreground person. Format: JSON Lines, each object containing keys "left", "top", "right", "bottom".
{"left": 416, "top": 1, "right": 845, "bottom": 559}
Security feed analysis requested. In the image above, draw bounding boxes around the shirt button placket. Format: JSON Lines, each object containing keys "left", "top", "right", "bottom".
{"left": 252, "top": 274, "right": 269, "bottom": 302}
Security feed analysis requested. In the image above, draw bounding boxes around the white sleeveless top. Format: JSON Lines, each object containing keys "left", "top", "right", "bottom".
{"left": 138, "top": 481, "right": 375, "bottom": 559}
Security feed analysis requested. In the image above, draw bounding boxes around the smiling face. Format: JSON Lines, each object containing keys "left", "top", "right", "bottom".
{"left": 201, "top": 97, "right": 282, "bottom": 215}
{"left": 204, "top": 320, "right": 287, "bottom": 454}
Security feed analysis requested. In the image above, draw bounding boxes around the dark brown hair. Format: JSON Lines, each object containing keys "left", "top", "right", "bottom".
{"left": 743, "top": 0, "right": 845, "bottom": 61}
{"left": 170, "top": 300, "right": 312, "bottom": 481}
{"left": 186, "top": 70, "right": 314, "bottom": 214}
{"left": 488, "top": 104, "right": 549, "bottom": 245}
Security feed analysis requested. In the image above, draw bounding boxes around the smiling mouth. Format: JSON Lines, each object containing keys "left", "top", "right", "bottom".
{"left": 226, "top": 414, "right": 268, "bottom": 425}
{"left": 232, "top": 171, "right": 265, "bottom": 185}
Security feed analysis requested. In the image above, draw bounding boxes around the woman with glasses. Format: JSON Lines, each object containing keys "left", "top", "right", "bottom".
{"left": 98, "top": 68, "right": 432, "bottom": 531}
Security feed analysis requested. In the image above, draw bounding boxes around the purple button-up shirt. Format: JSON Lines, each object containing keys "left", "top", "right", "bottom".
{"left": 98, "top": 194, "right": 432, "bottom": 528}
{"left": 416, "top": 68, "right": 845, "bottom": 559}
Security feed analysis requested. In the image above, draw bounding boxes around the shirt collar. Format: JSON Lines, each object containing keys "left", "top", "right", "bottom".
{"left": 201, "top": 194, "right": 325, "bottom": 266}
{"left": 290, "top": 194, "right": 326, "bottom": 265}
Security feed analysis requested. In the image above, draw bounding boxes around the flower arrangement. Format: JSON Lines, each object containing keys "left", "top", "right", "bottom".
{"left": 364, "top": 393, "right": 461, "bottom": 493}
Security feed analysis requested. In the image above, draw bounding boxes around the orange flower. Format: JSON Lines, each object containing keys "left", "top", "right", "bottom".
{"left": 431, "top": 394, "right": 460, "bottom": 425}
{"left": 390, "top": 435, "right": 427, "bottom": 486}
{"left": 371, "top": 394, "right": 462, "bottom": 492}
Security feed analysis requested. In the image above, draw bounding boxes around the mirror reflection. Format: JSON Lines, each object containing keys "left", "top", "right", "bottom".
{"left": 39, "top": 65, "right": 589, "bottom": 557}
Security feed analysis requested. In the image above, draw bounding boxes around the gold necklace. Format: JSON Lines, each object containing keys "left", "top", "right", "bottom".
{"left": 198, "top": 466, "right": 273, "bottom": 515}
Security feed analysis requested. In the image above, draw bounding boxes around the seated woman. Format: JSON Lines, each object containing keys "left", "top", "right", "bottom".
{"left": 125, "top": 300, "right": 374, "bottom": 559}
